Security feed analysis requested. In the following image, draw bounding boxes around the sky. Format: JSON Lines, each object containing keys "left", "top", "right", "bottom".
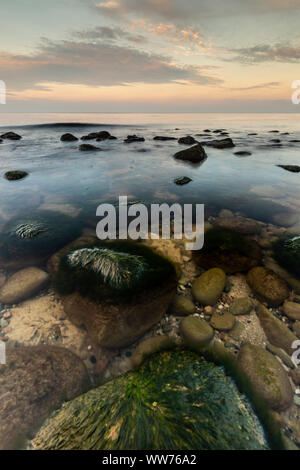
{"left": 0, "top": 0, "right": 300, "bottom": 112}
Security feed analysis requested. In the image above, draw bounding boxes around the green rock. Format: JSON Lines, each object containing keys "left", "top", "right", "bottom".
{"left": 283, "top": 301, "right": 300, "bottom": 321}
{"left": 266, "top": 343, "right": 295, "bottom": 369}
{"left": 180, "top": 316, "right": 214, "bottom": 350}
{"left": 230, "top": 298, "right": 253, "bottom": 316}
{"left": 29, "top": 350, "right": 269, "bottom": 450}
{"left": 192, "top": 268, "right": 226, "bottom": 306}
{"left": 256, "top": 304, "right": 297, "bottom": 355}
{"left": 247, "top": 267, "right": 289, "bottom": 307}
{"left": 237, "top": 343, "right": 293, "bottom": 411}
{"left": 273, "top": 235, "right": 300, "bottom": 278}
{"left": 171, "top": 295, "right": 195, "bottom": 316}
{"left": 210, "top": 311, "right": 236, "bottom": 331}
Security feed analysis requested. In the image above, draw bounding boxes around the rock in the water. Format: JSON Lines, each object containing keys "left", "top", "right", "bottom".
{"left": 52, "top": 241, "right": 177, "bottom": 348}
{"left": 234, "top": 151, "right": 252, "bottom": 156}
{"left": 210, "top": 311, "right": 236, "bottom": 331}
{"left": 174, "top": 144, "right": 207, "bottom": 163}
{"left": 0, "top": 267, "right": 49, "bottom": 304}
{"left": 4, "top": 170, "right": 28, "bottom": 181}
{"left": 230, "top": 297, "right": 253, "bottom": 316}
{"left": 213, "top": 216, "right": 262, "bottom": 235}
{"left": 201, "top": 138, "right": 235, "bottom": 149}
{"left": 180, "top": 316, "right": 214, "bottom": 349}
{"left": 0, "top": 345, "right": 90, "bottom": 450}
{"left": 247, "top": 267, "right": 289, "bottom": 307}
{"left": 266, "top": 342, "right": 295, "bottom": 369}
{"left": 273, "top": 235, "right": 300, "bottom": 278}
{"left": 96, "top": 131, "right": 111, "bottom": 140}
{"left": 173, "top": 176, "right": 192, "bottom": 185}
{"left": 78, "top": 144, "right": 101, "bottom": 151}
{"left": 60, "top": 133, "right": 78, "bottom": 142}
{"left": 192, "top": 268, "right": 226, "bottom": 306}
{"left": 237, "top": 343, "right": 293, "bottom": 411}
{"left": 256, "top": 304, "right": 297, "bottom": 355}
{"left": 153, "top": 136, "right": 176, "bottom": 141}
{"left": 131, "top": 336, "right": 176, "bottom": 368}
{"left": 277, "top": 165, "right": 300, "bottom": 173}
{"left": 0, "top": 131, "right": 22, "bottom": 140}
{"left": 124, "top": 135, "right": 145, "bottom": 143}
{"left": 29, "top": 350, "right": 268, "bottom": 450}
{"left": 283, "top": 301, "right": 300, "bottom": 321}
{"left": 293, "top": 321, "right": 300, "bottom": 337}
{"left": 193, "top": 227, "right": 262, "bottom": 273}
{"left": 178, "top": 135, "right": 197, "bottom": 145}
{"left": 171, "top": 295, "right": 195, "bottom": 316}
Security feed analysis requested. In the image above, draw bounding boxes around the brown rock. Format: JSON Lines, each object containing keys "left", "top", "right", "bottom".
{"left": 0, "top": 345, "right": 90, "bottom": 450}
{"left": 213, "top": 216, "right": 263, "bottom": 235}
{"left": 293, "top": 321, "right": 300, "bottom": 337}
{"left": 210, "top": 311, "right": 236, "bottom": 331}
{"left": 256, "top": 303, "right": 297, "bottom": 355}
{"left": 238, "top": 343, "right": 293, "bottom": 411}
{"left": 0, "top": 267, "right": 49, "bottom": 304}
{"left": 247, "top": 267, "right": 289, "bottom": 307}
{"left": 283, "top": 301, "right": 300, "bottom": 321}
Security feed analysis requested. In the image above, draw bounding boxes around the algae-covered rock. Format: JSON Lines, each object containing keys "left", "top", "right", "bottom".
{"left": 230, "top": 297, "right": 253, "bottom": 316}
{"left": 29, "top": 350, "right": 269, "bottom": 450}
{"left": 283, "top": 301, "right": 300, "bottom": 321}
{"left": 256, "top": 304, "right": 297, "bottom": 355}
{"left": 273, "top": 236, "right": 300, "bottom": 278}
{"left": 192, "top": 268, "right": 226, "bottom": 306}
{"left": 210, "top": 311, "right": 236, "bottom": 331}
{"left": 180, "top": 316, "right": 214, "bottom": 349}
{"left": 193, "top": 228, "right": 261, "bottom": 273}
{"left": 247, "top": 267, "right": 289, "bottom": 307}
{"left": 0, "top": 267, "right": 49, "bottom": 304}
{"left": 52, "top": 241, "right": 177, "bottom": 348}
{"left": 0, "top": 211, "right": 82, "bottom": 271}
{"left": 171, "top": 295, "right": 195, "bottom": 316}
{"left": 237, "top": 344, "right": 293, "bottom": 412}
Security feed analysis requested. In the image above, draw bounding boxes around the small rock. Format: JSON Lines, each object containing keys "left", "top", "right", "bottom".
{"left": 0, "top": 267, "right": 50, "bottom": 304}
{"left": 174, "top": 176, "right": 192, "bottom": 186}
{"left": 60, "top": 133, "right": 78, "bottom": 142}
{"left": 178, "top": 136, "right": 197, "bottom": 145}
{"left": 174, "top": 144, "right": 207, "bottom": 163}
{"left": 192, "top": 268, "right": 226, "bottom": 306}
{"left": 171, "top": 295, "right": 195, "bottom": 316}
{"left": 180, "top": 316, "right": 214, "bottom": 350}
{"left": 0, "top": 132, "right": 22, "bottom": 140}
{"left": 247, "top": 267, "right": 289, "bottom": 307}
{"left": 283, "top": 301, "right": 300, "bottom": 321}
{"left": 229, "top": 298, "right": 253, "bottom": 316}
{"left": 4, "top": 171, "right": 28, "bottom": 181}
{"left": 210, "top": 311, "right": 236, "bottom": 331}
{"left": 78, "top": 144, "right": 101, "bottom": 151}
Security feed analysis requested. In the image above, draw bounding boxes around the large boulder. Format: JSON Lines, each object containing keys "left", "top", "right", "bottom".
{"left": 52, "top": 241, "right": 177, "bottom": 349}
{"left": 0, "top": 267, "right": 49, "bottom": 304}
{"left": 237, "top": 343, "right": 293, "bottom": 411}
{"left": 28, "top": 350, "right": 269, "bottom": 450}
{"left": 256, "top": 304, "right": 297, "bottom": 355}
{"left": 192, "top": 268, "right": 226, "bottom": 306}
{"left": 174, "top": 144, "right": 207, "bottom": 163}
{"left": 193, "top": 228, "right": 261, "bottom": 274}
{"left": 247, "top": 267, "right": 289, "bottom": 307}
{"left": 0, "top": 345, "right": 91, "bottom": 450}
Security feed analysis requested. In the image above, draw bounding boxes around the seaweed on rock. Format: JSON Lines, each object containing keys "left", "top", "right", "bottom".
{"left": 273, "top": 235, "right": 300, "bottom": 278}
{"left": 29, "top": 350, "right": 269, "bottom": 451}
{"left": 52, "top": 240, "right": 176, "bottom": 303}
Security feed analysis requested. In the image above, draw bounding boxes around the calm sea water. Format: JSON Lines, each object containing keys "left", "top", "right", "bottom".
{"left": 0, "top": 113, "right": 299, "bottom": 235}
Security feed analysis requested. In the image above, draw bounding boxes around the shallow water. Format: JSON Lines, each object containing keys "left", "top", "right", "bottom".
{"left": 0, "top": 113, "right": 300, "bottom": 257}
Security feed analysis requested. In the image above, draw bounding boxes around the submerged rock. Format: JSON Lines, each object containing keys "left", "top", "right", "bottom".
{"left": 283, "top": 301, "right": 300, "bottom": 321}
{"left": 256, "top": 304, "right": 297, "bottom": 355}
{"left": 201, "top": 138, "right": 235, "bottom": 149}
{"left": 174, "top": 144, "right": 207, "bottom": 163}
{"left": 234, "top": 151, "right": 252, "bottom": 156}
{"left": 237, "top": 343, "right": 293, "bottom": 412}
{"left": 193, "top": 227, "right": 261, "bottom": 273}
{"left": 210, "top": 311, "right": 236, "bottom": 331}
{"left": 28, "top": 350, "right": 269, "bottom": 450}
{"left": 4, "top": 170, "right": 28, "bottom": 181}
{"left": 78, "top": 144, "right": 101, "bottom": 151}
{"left": 247, "top": 267, "right": 289, "bottom": 307}
{"left": 52, "top": 241, "right": 177, "bottom": 348}
{"left": 0, "top": 345, "right": 90, "bottom": 450}
{"left": 0, "top": 131, "right": 22, "bottom": 140}
{"left": 273, "top": 235, "right": 300, "bottom": 278}
{"left": 230, "top": 297, "right": 253, "bottom": 316}
{"left": 124, "top": 135, "right": 145, "bottom": 143}
{"left": 0, "top": 267, "right": 49, "bottom": 304}
{"left": 173, "top": 176, "right": 192, "bottom": 185}
{"left": 171, "top": 295, "right": 195, "bottom": 316}
{"left": 213, "top": 216, "right": 263, "bottom": 235}
{"left": 180, "top": 316, "right": 214, "bottom": 349}
{"left": 192, "top": 268, "right": 226, "bottom": 306}
{"left": 153, "top": 136, "right": 176, "bottom": 141}
{"left": 60, "top": 133, "right": 78, "bottom": 142}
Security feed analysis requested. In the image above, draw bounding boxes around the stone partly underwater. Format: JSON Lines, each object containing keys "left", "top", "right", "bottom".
{"left": 29, "top": 350, "right": 269, "bottom": 450}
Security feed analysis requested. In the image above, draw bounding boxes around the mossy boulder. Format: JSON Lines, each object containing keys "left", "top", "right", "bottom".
{"left": 0, "top": 211, "right": 82, "bottom": 271}
{"left": 230, "top": 297, "right": 253, "bottom": 316}
{"left": 180, "top": 316, "right": 214, "bottom": 349}
{"left": 247, "top": 267, "right": 289, "bottom": 307}
{"left": 192, "top": 268, "right": 226, "bottom": 306}
{"left": 256, "top": 304, "right": 297, "bottom": 355}
{"left": 237, "top": 344, "right": 293, "bottom": 412}
{"left": 29, "top": 350, "right": 269, "bottom": 450}
{"left": 193, "top": 228, "right": 261, "bottom": 273}
{"left": 52, "top": 241, "right": 177, "bottom": 348}
{"left": 273, "top": 236, "right": 300, "bottom": 278}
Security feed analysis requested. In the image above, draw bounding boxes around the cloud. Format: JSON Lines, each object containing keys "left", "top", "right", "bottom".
{"left": 228, "top": 43, "right": 300, "bottom": 63}
{"left": 0, "top": 35, "right": 221, "bottom": 92}
{"left": 74, "top": 25, "right": 147, "bottom": 43}
{"left": 229, "top": 81, "right": 281, "bottom": 91}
